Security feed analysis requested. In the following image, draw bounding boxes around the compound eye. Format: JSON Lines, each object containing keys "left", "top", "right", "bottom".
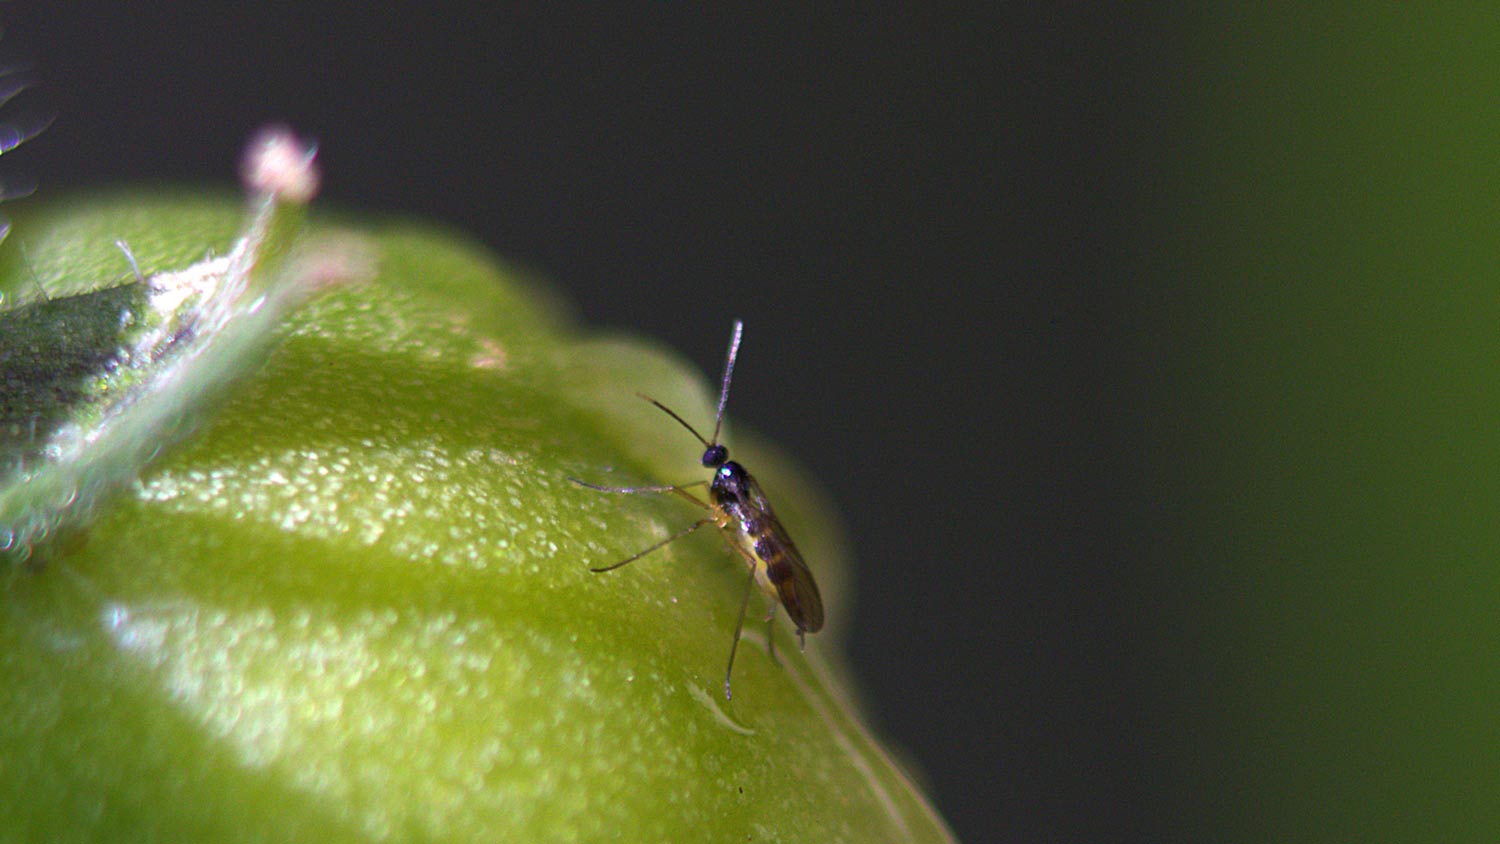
{"left": 701, "top": 444, "right": 728, "bottom": 467}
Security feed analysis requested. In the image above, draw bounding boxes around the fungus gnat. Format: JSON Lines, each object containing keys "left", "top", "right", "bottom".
{"left": 569, "top": 321, "right": 824, "bottom": 700}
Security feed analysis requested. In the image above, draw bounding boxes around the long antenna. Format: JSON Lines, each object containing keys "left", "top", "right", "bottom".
{"left": 637, "top": 393, "right": 710, "bottom": 448}
{"left": 635, "top": 320, "right": 743, "bottom": 451}
{"left": 710, "top": 320, "right": 743, "bottom": 446}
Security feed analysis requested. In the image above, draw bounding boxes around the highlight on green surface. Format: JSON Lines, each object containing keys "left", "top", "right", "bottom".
{"left": 0, "top": 129, "right": 954, "bottom": 841}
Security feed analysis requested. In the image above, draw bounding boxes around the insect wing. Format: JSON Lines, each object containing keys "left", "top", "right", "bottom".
{"left": 768, "top": 532, "right": 826, "bottom": 634}
{"left": 743, "top": 475, "right": 825, "bottom": 634}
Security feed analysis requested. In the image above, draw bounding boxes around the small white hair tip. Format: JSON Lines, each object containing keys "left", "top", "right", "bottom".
{"left": 240, "top": 125, "right": 321, "bottom": 205}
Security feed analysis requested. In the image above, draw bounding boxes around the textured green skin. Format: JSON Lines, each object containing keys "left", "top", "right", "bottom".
{"left": 0, "top": 194, "right": 953, "bottom": 843}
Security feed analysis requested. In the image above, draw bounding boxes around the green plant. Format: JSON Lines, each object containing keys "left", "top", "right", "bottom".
{"left": 0, "top": 134, "right": 954, "bottom": 842}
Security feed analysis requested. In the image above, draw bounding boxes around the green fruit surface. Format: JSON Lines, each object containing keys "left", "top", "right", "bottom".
{"left": 0, "top": 193, "right": 952, "bottom": 843}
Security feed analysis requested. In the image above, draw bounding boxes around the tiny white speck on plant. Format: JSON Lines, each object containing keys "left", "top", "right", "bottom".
{"left": 239, "top": 125, "right": 321, "bottom": 205}
{"left": 114, "top": 240, "right": 145, "bottom": 284}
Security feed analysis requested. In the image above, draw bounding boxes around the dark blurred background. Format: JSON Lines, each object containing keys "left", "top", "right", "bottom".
{"left": 10, "top": 5, "right": 1498, "bottom": 843}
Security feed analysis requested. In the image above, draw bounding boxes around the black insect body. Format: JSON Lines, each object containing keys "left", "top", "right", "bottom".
{"left": 570, "top": 321, "right": 824, "bottom": 700}
{"left": 707, "top": 458, "right": 824, "bottom": 643}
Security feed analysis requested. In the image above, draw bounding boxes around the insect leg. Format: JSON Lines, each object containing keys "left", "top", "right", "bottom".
{"left": 764, "top": 600, "right": 780, "bottom": 666}
{"left": 724, "top": 564, "right": 758, "bottom": 700}
{"left": 567, "top": 478, "right": 707, "bottom": 495}
{"left": 568, "top": 477, "right": 712, "bottom": 509}
{"left": 590, "top": 517, "right": 713, "bottom": 573}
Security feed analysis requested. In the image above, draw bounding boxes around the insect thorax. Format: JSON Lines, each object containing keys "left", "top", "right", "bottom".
{"left": 709, "top": 461, "right": 749, "bottom": 501}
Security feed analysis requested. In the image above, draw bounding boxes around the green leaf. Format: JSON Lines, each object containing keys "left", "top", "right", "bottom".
{"left": 0, "top": 192, "right": 954, "bottom": 843}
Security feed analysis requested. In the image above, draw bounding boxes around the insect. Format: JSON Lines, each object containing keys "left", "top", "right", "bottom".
{"left": 569, "top": 320, "right": 824, "bottom": 700}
